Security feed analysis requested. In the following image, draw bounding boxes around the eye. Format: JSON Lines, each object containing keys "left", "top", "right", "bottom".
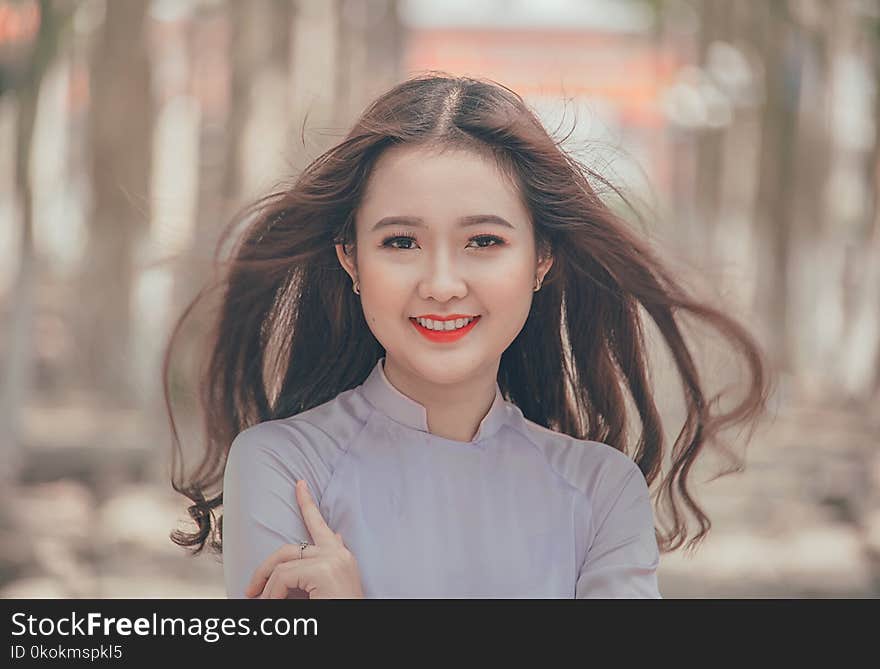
{"left": 468, "top": 235, "right": 505, "bottom": 249}
{"left": 380, "top": 233, "right": 506, "bottom": 250}
{"left": 381, "top": 232, "right": 418, "bottom": 250}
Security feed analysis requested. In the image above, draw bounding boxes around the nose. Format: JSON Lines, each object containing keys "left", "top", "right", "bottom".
{"left": 417, "top": 245, "right": 468, "bottom": 302}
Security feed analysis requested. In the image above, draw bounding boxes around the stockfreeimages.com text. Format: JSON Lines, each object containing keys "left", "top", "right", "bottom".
{"left": 11, "top": 612, "right": 317, "bottom": 643}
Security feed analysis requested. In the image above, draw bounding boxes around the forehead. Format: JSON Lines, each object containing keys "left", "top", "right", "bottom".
{"left": 357, "top": 145, "right": 529, "bottom": 229}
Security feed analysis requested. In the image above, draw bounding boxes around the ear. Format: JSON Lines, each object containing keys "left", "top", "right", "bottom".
{"left": 536, "top": 248, "right": 554, "bottom": 285}
{"left": 335, "top": 242, "right": 358, "bottom": 284}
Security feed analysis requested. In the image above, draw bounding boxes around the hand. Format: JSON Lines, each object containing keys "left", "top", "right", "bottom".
{"left": 245, "top": 479, "right": 365, "bottom": 599}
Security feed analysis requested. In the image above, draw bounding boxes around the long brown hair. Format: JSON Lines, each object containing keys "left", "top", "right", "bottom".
{"left": 165, "top": 72, "right": 771, "bottom": 558}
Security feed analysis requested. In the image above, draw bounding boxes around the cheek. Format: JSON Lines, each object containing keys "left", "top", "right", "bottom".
{"left": 481, "top": 273, "right": 529, "bottom": 304}
{"left": 483, "top": 250, "right": 537, "bottom": 291}
{"left": 486, "top": 254, "right": 538, "bottom": 323}
{"left": 359, "top": 271, "right": 409, "bottom": 325}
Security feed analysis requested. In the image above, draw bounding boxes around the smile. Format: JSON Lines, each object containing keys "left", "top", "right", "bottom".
{"left": 409, "top": 316, "right": 481, "bottom": 342}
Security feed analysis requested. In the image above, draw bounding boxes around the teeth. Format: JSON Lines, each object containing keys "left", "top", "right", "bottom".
{"left": 415, "top": 316, "right": 476, "bottom": 331}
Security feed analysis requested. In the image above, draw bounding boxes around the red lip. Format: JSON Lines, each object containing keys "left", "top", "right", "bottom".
{"left": 413, "top": 313, "right": 479, "bottom": 321}
{"left": 409, "top": 316, "right": 480, "bottom": 343}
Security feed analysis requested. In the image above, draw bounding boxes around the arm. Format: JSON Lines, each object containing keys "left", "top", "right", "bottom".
{"left": 221, "top": 423, "right": 315, "bottom": 599}
{"left": 575, "top": 462, "right": 662, "bottom": 598}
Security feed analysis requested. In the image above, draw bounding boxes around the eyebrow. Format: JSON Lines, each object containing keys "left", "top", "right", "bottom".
{"left": 370, "top": 214, "right": 516, "bottom": 232}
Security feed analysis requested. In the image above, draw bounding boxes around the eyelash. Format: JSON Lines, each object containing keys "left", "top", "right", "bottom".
{"left": 380, "top": 232, "right": 506, "bottom": 250}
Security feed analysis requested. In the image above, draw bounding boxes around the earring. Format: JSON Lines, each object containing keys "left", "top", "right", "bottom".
{"left": 534, "top": 276, "right": 542, "bottom": 292}
{"left": 353, "top": 279, "right": 360, "bottom": 295}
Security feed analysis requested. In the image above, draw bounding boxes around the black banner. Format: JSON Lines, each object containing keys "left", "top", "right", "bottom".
{"left": 0, "top": 599, "right": 866, "bottom": 661}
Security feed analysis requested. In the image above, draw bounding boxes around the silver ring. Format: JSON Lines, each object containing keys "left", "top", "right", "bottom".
{"left": 299, "top": 541, "right": 309, "bottom": 559}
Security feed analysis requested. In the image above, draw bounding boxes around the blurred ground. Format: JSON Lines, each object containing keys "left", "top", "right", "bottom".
{"left": 1, "top": 399, "right": 878, "bottom": 599}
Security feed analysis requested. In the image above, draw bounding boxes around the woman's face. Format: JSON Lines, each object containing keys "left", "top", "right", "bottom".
{"left": 335, "top": 144, "right": 553, "bottom": 385}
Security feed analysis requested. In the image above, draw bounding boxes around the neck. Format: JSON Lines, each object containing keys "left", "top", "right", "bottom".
{"left": 382, "top": 357, "right": 499, "bottom": 443}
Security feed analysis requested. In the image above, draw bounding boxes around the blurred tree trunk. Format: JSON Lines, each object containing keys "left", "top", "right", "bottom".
{"left": 792, "top": 2, "right": 835, "bottom": 242}
{"left": 79, "top": 0, "right": 153, "bottom": 408}
{"left": 226, "top": 0, "right": 293, "bottom": 201}
{"left": 0, "top": 0, "right": 65, "bottom": 552}
{"left": 864, "top": 15, "right": 880, "bottom": 402}
{"left": 789, "top": 1, "right": 842, "bottom": 400}
{"left": 0, "top": 0, "right": 65, "bottom": 480}
{"left": 334, "top": 0, "right": 366, "bottom": 127}
{"left": 335, "top": 0, "right": 403, "bottom": 127}
{"left": 165, "top": 0, "right": 259, "bottom": 317}
{"left": 198, "top": 0, "right": 293, "bottom": 302}
{"left": 715, "top": 2, "right": 763, "bottom": 306}
{"left": 693, "top": 0, "right": 728, "bottom": 264}
{"left": 750, "top": 1, "right": 801, "bottom": 375}
{"left": 224, "top": 0, "right": 260, "bottom": 204}
{"left": 173, "top": 1, "right": 235, "bottom": 315}
{"left": 649, "top": 1, "right": 696, "bottom": 259}
{"left": 364, "top": 0, "right": 404, "bottom": 103}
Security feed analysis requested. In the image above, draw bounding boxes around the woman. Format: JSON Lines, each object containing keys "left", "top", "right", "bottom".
{"left": 166, "top": 73, "right": 770, "bottom": 598}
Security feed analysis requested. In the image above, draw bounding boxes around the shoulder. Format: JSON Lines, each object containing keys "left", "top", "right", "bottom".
{"left": 227, "top": 387, "right": 365, "bottom": 480}
{"left": 511, "top": 413, "right": 643, "bottom": 502}
{"left": 513, "top": 417, "right": 651, "bottom": 545}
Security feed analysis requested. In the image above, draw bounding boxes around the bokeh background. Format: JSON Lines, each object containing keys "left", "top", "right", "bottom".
{"left": 1, "top": 0, "right": 879, "bottom": 598}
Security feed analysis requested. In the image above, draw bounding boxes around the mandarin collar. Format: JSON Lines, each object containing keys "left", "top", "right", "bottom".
{"left": 359, "top": 357, "right": 508, "bottom": 443}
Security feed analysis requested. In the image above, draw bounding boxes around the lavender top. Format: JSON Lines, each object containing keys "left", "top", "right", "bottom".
{"left": 222, "top": 357, "right": 662, "bottom": 598}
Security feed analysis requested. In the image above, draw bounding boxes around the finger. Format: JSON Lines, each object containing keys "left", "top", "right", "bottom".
{"left": 246, "top": 544, "right": 309, "bottom": 597}
{"left": 295, "top": 479, "right": 338, "bottom": 546}
{"left": 259, "top": 559, "right": 317, "bottom": 599}
{"left": 245, "top": 543, "right": 322, "bottom": 597}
